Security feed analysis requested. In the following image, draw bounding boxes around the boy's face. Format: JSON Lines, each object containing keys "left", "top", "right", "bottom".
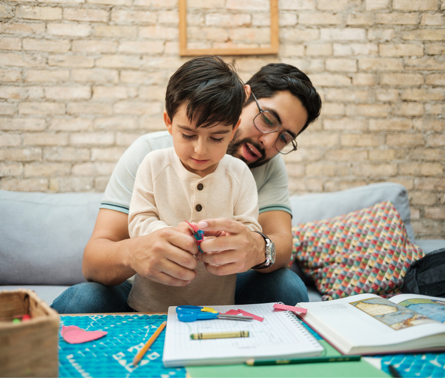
{"left": 227, "top": 90, "right": 308, "bottom": 168}
{"left": 164, "top": 104, "right": 240, "bottom": 178}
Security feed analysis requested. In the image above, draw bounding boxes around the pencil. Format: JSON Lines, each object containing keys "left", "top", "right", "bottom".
{"left": 388, "top": 365, "right": 402, "bottom": 378}
{"left": 190, "top": 331, "right": 249, "bottom": 340}
{"left": 245, "top": 355, "right": 361, "bottom": 366}
{"left": 133, "top": 321, "right": 166, "bottom": 366}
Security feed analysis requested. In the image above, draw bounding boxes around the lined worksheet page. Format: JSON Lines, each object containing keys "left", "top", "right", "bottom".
{"left": 163, "top": 302, "right": 323, "bottom": 367}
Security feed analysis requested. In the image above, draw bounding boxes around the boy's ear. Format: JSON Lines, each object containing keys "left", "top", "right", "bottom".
{"left": 230, "top": 118, "right": 241, "bottom": 141}
{"left": 164, "top": 111, "right": 173, "bottom": 135}
{"left": 243, "top": 85, "right": 251, "bottom": 103}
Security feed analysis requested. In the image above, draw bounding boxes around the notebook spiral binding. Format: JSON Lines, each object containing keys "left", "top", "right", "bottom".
{"left": 283, "top": 309, "right": 321, "bottom": 348}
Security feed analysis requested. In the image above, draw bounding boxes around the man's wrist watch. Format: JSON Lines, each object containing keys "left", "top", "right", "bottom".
{"left": 251, "top": 231, "right": 276, "bottom": 269}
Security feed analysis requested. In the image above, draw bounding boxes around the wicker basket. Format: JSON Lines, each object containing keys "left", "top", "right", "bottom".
{"left": 0, "top": 289, "right": 59, "bottom": 377}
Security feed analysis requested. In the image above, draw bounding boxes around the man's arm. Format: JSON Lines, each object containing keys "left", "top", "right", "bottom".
{"left": 198, "top": 210, "right": 292, "bottom": 275}
{"left": 257, "top": 210, "right": 293, "bottom": 272}
{"left": 82, "top": 208, "right": 199, "bottom": 287}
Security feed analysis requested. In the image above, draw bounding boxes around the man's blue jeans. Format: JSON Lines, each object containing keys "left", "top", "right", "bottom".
{"left": 51, "top": 268, "right": 309, "bottom": 314}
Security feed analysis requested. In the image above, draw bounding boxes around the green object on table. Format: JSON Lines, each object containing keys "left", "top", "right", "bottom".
{"left": 246, "top": 354, "right": 361, "bottom": 366}
{"left": 186, "top": 341, "right": 389, "bottom": 378}
{"left": 12, "top": 318, "right": 21, "bottom": 323}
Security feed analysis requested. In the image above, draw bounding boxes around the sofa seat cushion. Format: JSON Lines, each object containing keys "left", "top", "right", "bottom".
{"left": 0, "top": 190, "right": 102, "bottom": 286}
{"left": 0, "top": 285, "right": 70, "bottom": 306}
{"left": 293, "top": 201, "right": 424, "bottom": 301}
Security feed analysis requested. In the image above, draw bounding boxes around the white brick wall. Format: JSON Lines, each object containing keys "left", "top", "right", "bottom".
{"left": 0, "top": 1, "right": 444, "bottom": 238}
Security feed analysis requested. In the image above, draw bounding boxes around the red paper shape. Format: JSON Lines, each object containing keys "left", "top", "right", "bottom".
{"left": 273, "top": 303, "right": 307, "bottom": 315}
{"left": 220, "top": 309, "right": 264, "bottom": 322}
{"left": 184, "top": 220, "right": 199, "bottom": 233}
{"left": 61, "top": 325, "right": 107, "bottom": 344}
{"left": 221, "top": 309, "right": 241, "bottom": 316}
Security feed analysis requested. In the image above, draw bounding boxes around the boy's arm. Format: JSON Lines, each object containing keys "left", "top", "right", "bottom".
{"left": 82, "top": 133, "right": 201, "bottom": 287}
{"left": 128, "top": 156, "right": 168, "bottom": 237}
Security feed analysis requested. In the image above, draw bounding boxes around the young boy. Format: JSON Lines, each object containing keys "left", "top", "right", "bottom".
{"left": 127, "top": 56, "right": 262, "bottom": 313}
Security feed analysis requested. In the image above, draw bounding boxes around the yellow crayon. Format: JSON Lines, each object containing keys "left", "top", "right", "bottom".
{"left": 190, "top": 331, "right": 249, "bottom": 340}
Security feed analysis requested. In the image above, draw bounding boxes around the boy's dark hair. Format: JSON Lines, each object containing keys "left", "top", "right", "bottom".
{"left": 245, "top": 63, "right": 322, "bottom": 134}
{"left": 165, "top": 56, "right": 245, "bottom": 128}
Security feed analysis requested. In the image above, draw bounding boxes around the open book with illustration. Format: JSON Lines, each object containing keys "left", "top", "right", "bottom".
{"left": 297, "top": 293, "right": 445, "bottom": 355}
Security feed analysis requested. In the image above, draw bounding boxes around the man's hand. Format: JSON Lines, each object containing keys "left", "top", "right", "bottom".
{"left": 127, "top": 226, "right": 199, "bottom": 286}
{"left": 83, "top": 209, "right": 200, "bottom": 287}
{"left": 197, "top": 218, "right": 265, "bottom": 276}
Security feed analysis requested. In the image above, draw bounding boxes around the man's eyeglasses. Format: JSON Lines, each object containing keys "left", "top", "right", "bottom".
{"left": 251, "top": 92, "right": 298, "bottom": 155}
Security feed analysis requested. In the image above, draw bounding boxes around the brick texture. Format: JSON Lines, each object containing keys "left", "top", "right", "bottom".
{"left": 0, "top": 2, "right": 443, "bottom": 238}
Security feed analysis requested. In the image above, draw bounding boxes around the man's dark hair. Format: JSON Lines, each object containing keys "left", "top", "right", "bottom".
{"left": 245, "top": 63, "right": 322, "bottom": 134}
{"left": 165, "top": 56, "right": 245, "bottom": 128}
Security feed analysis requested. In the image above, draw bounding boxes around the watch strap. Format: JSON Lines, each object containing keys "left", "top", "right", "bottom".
{"left": 251, "top": 231, "right": 271, "bottom": 270}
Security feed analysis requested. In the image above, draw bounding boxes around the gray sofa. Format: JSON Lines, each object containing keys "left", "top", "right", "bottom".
{"left": 1, "top": 182, "right": 443, "bottom": 305}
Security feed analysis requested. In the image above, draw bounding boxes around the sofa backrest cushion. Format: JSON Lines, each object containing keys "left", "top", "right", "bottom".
{"left": 290, "top": 182, "right": 416, "bottom": 243}
{"left": 0, "top": 190, "right": 103, "bottom": 285}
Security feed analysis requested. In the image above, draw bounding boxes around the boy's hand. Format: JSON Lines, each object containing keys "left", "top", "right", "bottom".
{"left": 176, "top": 222, "right": 203, "bottom": 262}
{"left": 197, "top": 219, "right": 265, "bottom": 275}
{"left": 176, "top": 221, "right": 197, "bottom": 235}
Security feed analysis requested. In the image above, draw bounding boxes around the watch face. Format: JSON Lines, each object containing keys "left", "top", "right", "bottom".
{"left": 264, "top": 238, "right": 276, "bottom": 267}
{"left": 269, "top": 242, "right": 276, "bottom": 265}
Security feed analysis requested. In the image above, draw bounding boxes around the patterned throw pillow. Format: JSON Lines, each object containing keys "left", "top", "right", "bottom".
{"left": 292, "top": 201, "right": 424, "bottom": 301}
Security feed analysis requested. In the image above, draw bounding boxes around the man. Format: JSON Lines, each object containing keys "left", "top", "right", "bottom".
{"left": 51, "top": 61, "right": 322, "bottom": 313}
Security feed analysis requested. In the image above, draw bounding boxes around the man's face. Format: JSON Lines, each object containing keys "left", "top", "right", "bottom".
{"left": 227, "top": 90, "right": 308, "bottom": 168}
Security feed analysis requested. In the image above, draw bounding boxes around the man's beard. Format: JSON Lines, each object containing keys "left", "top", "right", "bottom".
{"left": 227, "top": 129, "right": 270, "bottom": 169}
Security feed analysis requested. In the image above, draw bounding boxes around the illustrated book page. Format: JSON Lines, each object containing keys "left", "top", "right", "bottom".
{"left": 163, "top": 302, "right": 323, "bottom": 367}
{"left": 297, "top": 293, "right": 445, "bottom": 355}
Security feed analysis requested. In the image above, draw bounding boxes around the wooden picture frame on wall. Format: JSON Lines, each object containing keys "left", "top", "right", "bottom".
{"left": 178, "top": 0, "right": 279, "bottom": 56}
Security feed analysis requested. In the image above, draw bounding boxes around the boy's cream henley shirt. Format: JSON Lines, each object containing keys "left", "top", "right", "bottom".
{"left": 127, "top": 147, "right": 261, "bottom": 312}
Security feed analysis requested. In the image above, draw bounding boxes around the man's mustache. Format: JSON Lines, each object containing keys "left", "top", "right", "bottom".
{"left": 231, "top": 138, "right": 265, "bottom": 160}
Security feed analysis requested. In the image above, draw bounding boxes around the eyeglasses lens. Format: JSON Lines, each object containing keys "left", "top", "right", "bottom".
{"left": 254, "top": 109, "right": 297, "bottom": 155}
{"left": 255, "top": 111, "right": 280, "bottom": 132}
{"left": 277, "top": 132, "right": 295, "bottom": 153}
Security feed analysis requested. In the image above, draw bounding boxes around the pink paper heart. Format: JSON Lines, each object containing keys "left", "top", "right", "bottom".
{"left": 61, "top": 325, "right": 107, "bottom": 344}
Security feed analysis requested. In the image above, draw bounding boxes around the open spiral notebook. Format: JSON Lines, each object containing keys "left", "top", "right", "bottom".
{"left": 163, "top": 302, "right": 323, "bottom": 367}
